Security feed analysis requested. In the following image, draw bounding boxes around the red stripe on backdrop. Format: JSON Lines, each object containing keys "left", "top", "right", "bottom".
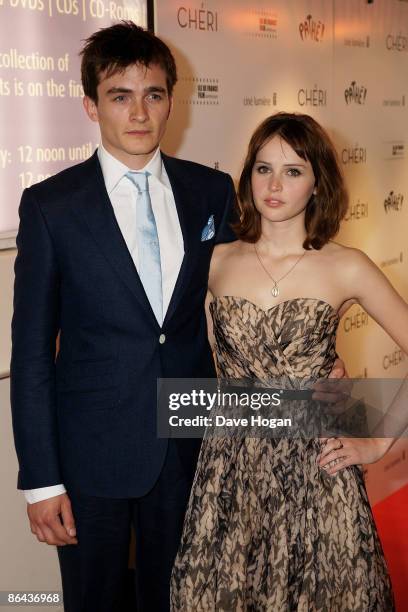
{"left": 373, "top": 484, "right": 408, "bottom": 611}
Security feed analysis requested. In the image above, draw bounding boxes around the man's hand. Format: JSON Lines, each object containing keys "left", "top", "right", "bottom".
{"left": 27, "top": 493, "right": 78, "bottom": 546}
{"left": 329, "top": 357, "right": 346, "bottom": 379}
{"left": 312, "top": 357, "right": 351, "bottom": 406}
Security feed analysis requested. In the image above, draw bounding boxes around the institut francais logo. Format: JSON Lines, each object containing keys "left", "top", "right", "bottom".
{"left": 241, "top": 7, "right": 278, "bottom": 39}
{"left": 177, "top": 76, "right": 219, "bottom": 106}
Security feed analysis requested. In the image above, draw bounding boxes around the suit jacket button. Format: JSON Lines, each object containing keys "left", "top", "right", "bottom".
{"left": 159, "top": 334, "right": 166, "bottom": 344}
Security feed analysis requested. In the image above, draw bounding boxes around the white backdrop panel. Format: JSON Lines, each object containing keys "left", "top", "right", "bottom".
{"left": 156, "top": 0, "right": 408, "bottom": 503}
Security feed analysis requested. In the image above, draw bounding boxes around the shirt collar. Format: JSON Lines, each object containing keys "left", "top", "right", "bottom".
{"left": 97, "top": 144, "right": 169, "bottom": 195}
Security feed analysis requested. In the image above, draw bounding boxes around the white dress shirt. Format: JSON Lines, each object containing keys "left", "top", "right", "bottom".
{"left": 24, "top": 144, "right": 184, "bottom": 504}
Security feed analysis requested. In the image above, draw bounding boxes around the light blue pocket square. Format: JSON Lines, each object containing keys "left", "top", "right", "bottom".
{"left": 201, "top": 214, "right": 215, "bottom": 241}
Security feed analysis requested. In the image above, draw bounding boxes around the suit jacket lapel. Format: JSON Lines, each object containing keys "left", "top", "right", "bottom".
{"left": 72, "top": 152, "right": 159, "bottom": 326}
{"left": 162, "top": 154, "right": 206, "bottom": 325}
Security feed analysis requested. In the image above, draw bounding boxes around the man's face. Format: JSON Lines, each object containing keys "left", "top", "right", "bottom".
{"left": 83, "top": 63, "right": 172, "bottom": 169}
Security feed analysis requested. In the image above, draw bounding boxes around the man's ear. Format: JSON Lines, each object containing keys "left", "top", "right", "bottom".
{"left": 83, "top": 96, "right": 99, "bottom": 123}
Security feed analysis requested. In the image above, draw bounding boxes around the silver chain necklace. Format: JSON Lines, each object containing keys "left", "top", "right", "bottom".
{"left": 253, "top": 244, "right": 306, "bottom": 298}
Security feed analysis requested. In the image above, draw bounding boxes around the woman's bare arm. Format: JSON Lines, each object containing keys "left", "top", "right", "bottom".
{"left": 319, "top": 248, "right": 408, "bottom": 474}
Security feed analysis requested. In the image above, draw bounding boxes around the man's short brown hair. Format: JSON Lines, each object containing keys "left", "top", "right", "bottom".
{"left": 80, "top": 21, "right": 177, "bottom": 102}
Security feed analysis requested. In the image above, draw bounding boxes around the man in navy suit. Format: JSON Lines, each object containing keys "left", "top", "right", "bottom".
{"left": 11, "top": 22, "right": 236, "bottom": 612}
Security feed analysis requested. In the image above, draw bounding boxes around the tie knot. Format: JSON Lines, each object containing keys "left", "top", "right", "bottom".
{"left": 126, "top": 171, "right": 150, "bottom": 193}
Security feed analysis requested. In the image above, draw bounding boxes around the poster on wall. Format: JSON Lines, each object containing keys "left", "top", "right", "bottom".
{"left": 155, "top": 2, "right": 408, "bottom": 604}
{"left": 0, "top": 0, "right": 148, "bottom": 246}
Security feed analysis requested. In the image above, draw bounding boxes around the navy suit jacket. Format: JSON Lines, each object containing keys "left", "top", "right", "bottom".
{"left": 11, "top": 151, "right": 236, "bottom": 497}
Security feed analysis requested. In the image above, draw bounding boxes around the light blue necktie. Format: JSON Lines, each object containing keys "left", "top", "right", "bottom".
{"left": 126, "top": 171, "right": 163, "bottom": 324}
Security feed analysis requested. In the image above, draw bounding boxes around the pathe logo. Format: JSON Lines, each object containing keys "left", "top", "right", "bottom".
{"left": 177, "top": 3, "right": 218, "bottom": 31}
{"left": 341, "top": 144, "right": 367, "bottom": 165}
{"left": 386, "top": 32, "right": 408, "bottom": 51}
{"left": 298, "top": 85, "right": 327, "bottom": 106}
{"left": 344, "top": 81, "right": 367, "bottom": 105}
{"left": 299, "top": 14, "right": 325, "bottom": 42}
{"left": 384, "top": 190, "right": 404, "bottom": 213}
{"left": 344, "top": 199, "right": 369, "bottom": 221}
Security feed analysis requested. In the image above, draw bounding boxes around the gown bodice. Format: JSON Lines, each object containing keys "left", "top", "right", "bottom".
{"left": 210, "top": 296, "right": 339, "bottom": 384}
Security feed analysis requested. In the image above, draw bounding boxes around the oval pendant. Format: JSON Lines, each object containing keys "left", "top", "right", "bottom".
{"left": 271, "top": 285, "right": 279, "bottom": 297}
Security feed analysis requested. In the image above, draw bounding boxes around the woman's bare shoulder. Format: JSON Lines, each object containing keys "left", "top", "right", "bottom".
{"left": 322, "top": 240, "right": 371, "bottom": 263}
{"left": 320, "top": 241, "right": 374, "bottom": 272}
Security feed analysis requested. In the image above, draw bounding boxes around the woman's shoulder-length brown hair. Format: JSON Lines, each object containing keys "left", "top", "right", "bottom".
{"left": 233, "top": 112, "right": 348, "bottom": 250}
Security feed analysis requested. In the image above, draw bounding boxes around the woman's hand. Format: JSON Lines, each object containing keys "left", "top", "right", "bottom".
{"left": 318, "top": 436, "right": 394, "bottom": 475}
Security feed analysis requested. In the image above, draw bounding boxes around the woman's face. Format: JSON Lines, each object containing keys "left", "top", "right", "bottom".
{"left": 251, "top": 135, "right": 316, "bottom": 224}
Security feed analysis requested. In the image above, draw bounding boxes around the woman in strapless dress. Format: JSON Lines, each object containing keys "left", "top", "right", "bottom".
{"left": 171, "top": 113, "right": 406, "bottom": 611}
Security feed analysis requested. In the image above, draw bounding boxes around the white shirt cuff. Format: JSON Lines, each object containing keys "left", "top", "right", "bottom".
{"left": 24, "top": 484, "right": 67, "bottom": 504}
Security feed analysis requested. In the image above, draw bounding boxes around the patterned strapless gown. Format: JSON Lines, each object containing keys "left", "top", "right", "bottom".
{"left": 170, "top": 297, "right": 394, "bottom": 612}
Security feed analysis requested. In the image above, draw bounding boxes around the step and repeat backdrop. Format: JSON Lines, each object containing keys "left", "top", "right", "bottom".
{"left": 156, "top": 0, "right": 408, "bottom": 600}
{"left": 0, "top": 0, "right": 407, "bottom": 605}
